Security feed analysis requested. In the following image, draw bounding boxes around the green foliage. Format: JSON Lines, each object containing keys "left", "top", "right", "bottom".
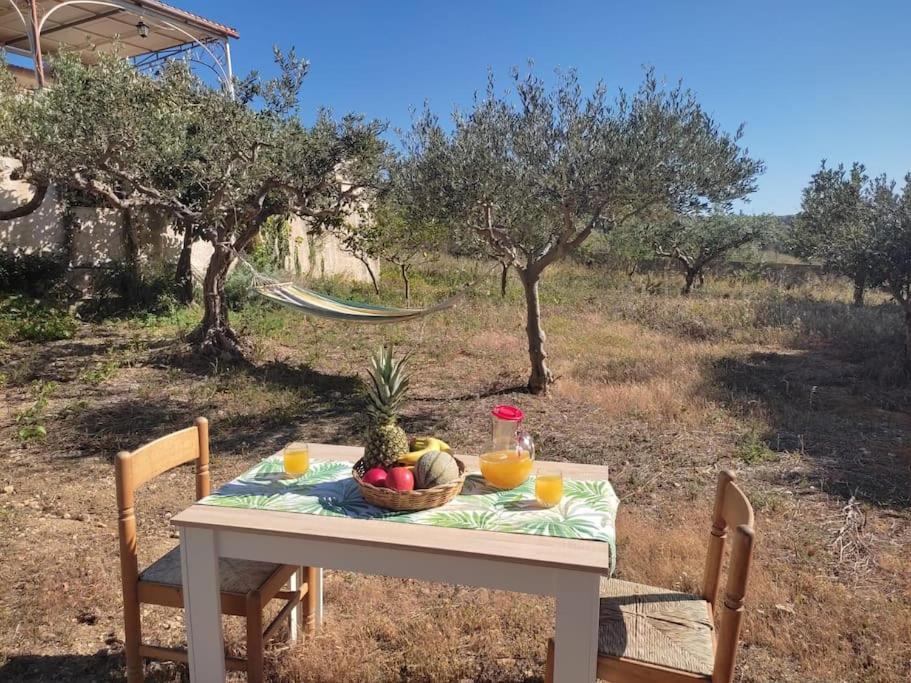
{"left": 867, "top": 174, "right": 911, "bottom": 310}
{"left": 399, "top": 67, "right": 763, "bottom": 266}
{"left": 78, "top": 351, "right": 121, "bottom": 385}
{"left": 372, "top": 201, "right": 444, "bottom": 266}
{"left": 14, "top": 380, "right": 57, "bottom": 442}
{"left": 0, "top": 297, "right": 77, "bottom": 342}
{"left": 736, "top": 428, "right": 779, "bottom": 464}
{"left": 249, "top": 215, "right": 293, "bottom": 272}
{"left": 0, "top": 252, "right": 68, "bottom": 297}
{"left": 795, "top": 162, "right": 911, "bottom": 367}
{"left": 577, "top": 227, "right": 655, "bottom": 277}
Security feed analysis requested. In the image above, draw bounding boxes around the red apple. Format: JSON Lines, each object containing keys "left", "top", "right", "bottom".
{"left": 362, "top": 467, "right": 388, "bottom": 487}
{"left": 385, "top": 467, "right": 415, "bottom": 491}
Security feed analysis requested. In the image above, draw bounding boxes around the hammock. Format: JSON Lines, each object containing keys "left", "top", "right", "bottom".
{"left": 240, "top": 260, "right": 458, "bottom": 324}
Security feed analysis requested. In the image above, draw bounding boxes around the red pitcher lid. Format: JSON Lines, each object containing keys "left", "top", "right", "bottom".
{"left": 492, "top": 404, "right": 524, "bottom": 422}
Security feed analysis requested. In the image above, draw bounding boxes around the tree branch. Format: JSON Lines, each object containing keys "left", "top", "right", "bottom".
{"left": 100, "top": 163, "right": 199, "bottom": 220}
{"left": 0, "top": 180, "right": 48, "bottom": 220}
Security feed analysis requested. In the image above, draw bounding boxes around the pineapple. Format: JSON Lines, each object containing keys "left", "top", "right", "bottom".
{"left": 362, "top": 345, "right": 410, "bottom": 469}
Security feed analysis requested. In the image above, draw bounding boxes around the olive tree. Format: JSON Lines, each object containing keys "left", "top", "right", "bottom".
{"left": 398, "top": 68, "right": 763, "bottom": 393}
{"left": 372, "top": 196, "right": 446, "bottom": 300}
{"left": 177, "top": 64, "right": 386, "bottom": 357}
{"left": 0, "top": 58, "right": 48, "bottom": 220}
{"left": 329, "top": 219, "right": 383, "bottom": 294}
{"left": 793, "top": 162, "right": 876, "bottom": 306}
{"left": 0, "top": 54, "right": 191, "bottom": 218}
{"left": 867, "top": 174, "right": 911, "bottom": 371}
{"left": 1, "top": 52, "right": 386, "bottom": 358}
{"left": 646, "top": 212, "right": 778, "bottom": 294}
{"left": 809, "top": 168, "right": 911, "bottom": 371}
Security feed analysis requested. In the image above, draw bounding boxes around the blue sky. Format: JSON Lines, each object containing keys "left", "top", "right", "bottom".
{"left": 195, "top": 1, "right": 908, "bottom": 214}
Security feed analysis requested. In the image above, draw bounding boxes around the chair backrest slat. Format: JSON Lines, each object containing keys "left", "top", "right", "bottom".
{"left": 699, "top": 470, "right": 755, "bottom": 683}
{"left": 722, "top": 482, "right": 754, "bottom": 530}
{"left": 702, "top": 471, "right": 754, "bottom": 604}
{"left": 702, "top": 472, "right": 731, "bottom": 605}
{"left": 129, "top": 425, "right": 201, "bottom": 490}
{"left": 712, "top": 524, "right": 754, "bottom": 683}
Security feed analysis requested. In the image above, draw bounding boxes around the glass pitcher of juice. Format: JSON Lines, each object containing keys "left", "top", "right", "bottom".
{"left": 490, "top": 404, "right": 524, "bottom": 450}
{"left": 481, "top": 406, "right": 534, "bottom": 489}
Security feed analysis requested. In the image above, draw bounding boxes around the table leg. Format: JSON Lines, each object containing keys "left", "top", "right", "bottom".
{"left": 312, "top": 567, "right": 324, "bottom": 629}
{"left": 180, "top": 527, "right": 225, "bottom": 682}
{"left": 288, "top": 568, "right": 303, "bottom": 642}
{"left": 554, "top": 570, "right": 600, "bottom": 682}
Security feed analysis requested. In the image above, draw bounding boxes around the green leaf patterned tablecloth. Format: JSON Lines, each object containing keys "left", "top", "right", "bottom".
{"left": 200, "top": 456, "right": 618, "bottom": 568}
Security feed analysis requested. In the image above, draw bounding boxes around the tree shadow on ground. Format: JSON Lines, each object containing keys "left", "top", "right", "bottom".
{"left": 0, "top": 651, "right": 187, "bottom": 682}
{"left": 0, "top": 651, "right": 121, "bottom": 682}
{"left": 1, "top": 332, "right": 176, "bottom": 387}
{"left": 706, "top": 349, "right": 911, "bottom": 509}
{"left": 65, "top": 396, "right": 192, "bottom": 458}
{"left": 415, "top": 382, "right": 531, "bottom": 402}
{"left": 66, "top": 347, "right": 440, "bottom": 462}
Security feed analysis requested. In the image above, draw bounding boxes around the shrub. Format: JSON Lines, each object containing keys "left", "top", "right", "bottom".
{"left": 0, "top": 252, "right": 68, "bottom": 297}
{"left": 82, "top": 261, "right": 179, "bottom": 319}
{"left": 0, "top": 296, "right": 78, "bottom": 342}
{"left": 224, "top": 266, "right": 257, "bottom": 310}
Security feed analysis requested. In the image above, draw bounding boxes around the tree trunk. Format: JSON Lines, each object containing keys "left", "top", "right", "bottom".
{"left": 358, "top": 255, "right": 380, "bottom": 294}
{"left": 852, "top": 270, "right": 866, "bottom": 307}
{"left": 904, "top": 304, "right": 911, "bottom": 376}
{"left": 400, "top": 264, "right": 410, "bottom": 301}
{"left": 174, "top": 223, "right": 195, "bottom": 305}
{"left": 187, "top": 241, "right": 245, "bottom": 360}
{"left": 121, "top": 208, "right": 142, "bottom": 301}
{"left": 681, "top": 268, "right": 699, "bottom": 295}
{"left": 520, "top": 268, "right": 553, "bottom": 395}
{"left": 500, "top": 262, "right": 509, "bottom": 297}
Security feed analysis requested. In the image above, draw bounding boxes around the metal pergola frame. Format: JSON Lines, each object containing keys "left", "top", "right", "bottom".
{"left": 1, "top": 0, "right": 237, "bottom": 94}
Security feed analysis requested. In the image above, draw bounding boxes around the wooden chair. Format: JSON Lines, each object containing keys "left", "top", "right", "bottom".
{"left": 545, "top": 470, "right": 755, "bottom": 683}
{"left": 115, "top": 417, "right": 317, "bottom": 683}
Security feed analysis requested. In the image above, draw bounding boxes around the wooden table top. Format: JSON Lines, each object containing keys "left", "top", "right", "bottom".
{"left": 171, "top": 443, "right": 615, "bottom": 574}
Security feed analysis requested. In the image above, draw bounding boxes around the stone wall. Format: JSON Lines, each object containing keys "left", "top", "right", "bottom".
{"left": 0, "top": 157, "right": 377, "bottom": 286}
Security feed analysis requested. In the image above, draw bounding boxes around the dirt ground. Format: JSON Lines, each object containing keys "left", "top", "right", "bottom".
{"left": 1, "top": 265, "right": 909, "bottom": 682}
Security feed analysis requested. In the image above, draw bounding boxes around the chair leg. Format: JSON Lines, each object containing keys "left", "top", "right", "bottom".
{"left": 245, "top": 591, "right": 264, "bottom": 683}
{"left": 544, "top": 638, "right": 555, "bottom": 683}
{"left": 305, "top": 566, "right": 319, "bottom": 634}
{"left": 124, "top": 635, "right": 143, "bottom": 683}
{"left": 122, "top": 596, "right": 143, "bottom": 682}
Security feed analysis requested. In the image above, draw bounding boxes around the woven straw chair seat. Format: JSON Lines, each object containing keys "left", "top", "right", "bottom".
{"left": 599, "top": 577, "right": 714, "bottom": 677}
{"left": 139, "top": 545, "right": 280, "bottom": 595}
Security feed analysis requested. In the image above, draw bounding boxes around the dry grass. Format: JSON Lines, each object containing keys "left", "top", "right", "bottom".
{"left": 1, "top": 261, "right": 910, "bottom": 682}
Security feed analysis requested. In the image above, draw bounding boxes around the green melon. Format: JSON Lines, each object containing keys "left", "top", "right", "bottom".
{"left": 413, "top": 450, "right": 460, "bottom": 489}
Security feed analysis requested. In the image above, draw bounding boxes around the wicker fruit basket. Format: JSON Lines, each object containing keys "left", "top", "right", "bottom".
{"left": 352, "top": 456, "right": 466, "bottom": 512}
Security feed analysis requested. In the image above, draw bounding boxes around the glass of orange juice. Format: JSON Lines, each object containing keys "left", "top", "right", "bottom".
{"left": 535, "top": 468, "right": 564, "bottom": 507}
{"left": 480, "top": 433, "right": 535, "bottom": 489}
{"left": 283, "top": 441, "right": 310, "bottom": 477}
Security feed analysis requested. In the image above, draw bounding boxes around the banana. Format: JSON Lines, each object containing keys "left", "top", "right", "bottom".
{"left": 399, "top": 436, "right": 452, "bottom": 465}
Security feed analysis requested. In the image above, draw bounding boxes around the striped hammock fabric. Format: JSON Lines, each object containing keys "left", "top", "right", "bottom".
{"left": 254, "top": 281, "right": 457, "bottom": 323}
{"left": 196, "top": 258, "right": 457, "bottom": 323}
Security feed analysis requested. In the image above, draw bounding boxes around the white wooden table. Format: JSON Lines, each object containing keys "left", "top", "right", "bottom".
{"left": 172, "top": 444, "right": 613, "bottom": 682}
